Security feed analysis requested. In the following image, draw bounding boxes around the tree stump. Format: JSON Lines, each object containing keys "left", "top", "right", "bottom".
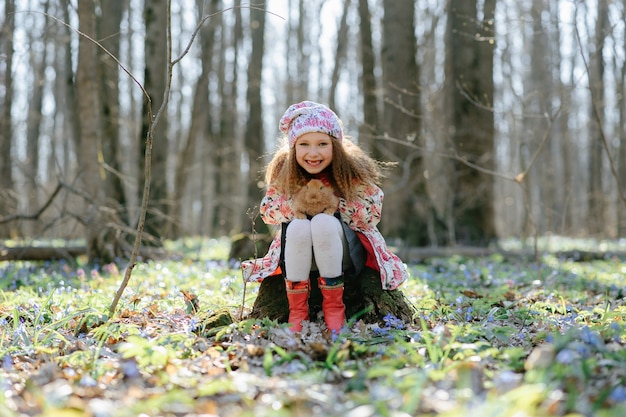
{"left": 249, "top": 268, "right": 416, "bottom": 325}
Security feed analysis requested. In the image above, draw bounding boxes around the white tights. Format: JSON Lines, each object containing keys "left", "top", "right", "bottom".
{"left": 284, "top": 214, "right": 350, "bottom": 282}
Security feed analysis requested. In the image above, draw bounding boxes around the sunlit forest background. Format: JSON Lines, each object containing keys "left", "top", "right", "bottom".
{"left": 0, "top": 0, "right": 625, "bottom": 262}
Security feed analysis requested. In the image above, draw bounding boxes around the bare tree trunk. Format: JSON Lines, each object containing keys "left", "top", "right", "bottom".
{"left": 380, "top": 0, "right": 423, "bottom": 244}
{"left": 172, "top": 0, "right": 219, "bottom": 237}
{"left": 618, "top": 21, "right": 626, "bottom": 236}
{"left": 140, "top": 0, "right": 169, "bottom": 242}
{"left": 76, "top": 0, "right": 112, "bottom": 263}
{"left": 443, "top": 0, "right": 496, "bottom": 245}
{"left": 357, "top": 0, "right": 378, "bottom": 153}
{"left": 285, "top": 0, "right": 315, "bottom": 106}
{"left": 0, "top": 0, "right": 16, "bottom": 238}
{"left": 213, "top": 2, "right": 232, "bottom": 236}
{"left": 61, "top": 0, "right": 80, "bottom": 162}
{"left": 23, "top": 1, "right": 49, "bottom": 237}
{"left": 548, "top": 1, "right": 567, "bottom": 236}
{"left": 520, "top": 0, "right": 556, "bottom": 237}
{"left": 283, "top": 1, "right": 310, "bottom": 117}
{"left": 98, "top": 0, "right": 128, "bottom": 227}
{"left": 243, "top": 6, "right": 266, "bottom": 232}
{"left": 587, "top": 0, "right": 608, "bottom": 236}
{"left": 328, "top": 0, "right": 351, "bottom": 110}
{"left": 558, "top": 75, "right": 575, "bottom": 235}
{"left": 217, "top": 0, "right": 244, "bottom": 235}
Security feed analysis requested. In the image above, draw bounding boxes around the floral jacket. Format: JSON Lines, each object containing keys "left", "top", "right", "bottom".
{"left": 241, "top": 181, "right": 408, "bottom": 290}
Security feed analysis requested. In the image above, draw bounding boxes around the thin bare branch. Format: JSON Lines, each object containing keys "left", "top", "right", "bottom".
{"left": 376, "top": 135, "right": 517, "bottom": 182}
{"left": 0, "top": 183, "right": 63, "bottom": 224}
{"left": 574, "top": 23, "right": 626, "bottom": 206}
{"left": 514, "top": 107, "right": 562, "bottom": 183}
{"left": 17, "top": 10, "right": 150, "bottom": 106}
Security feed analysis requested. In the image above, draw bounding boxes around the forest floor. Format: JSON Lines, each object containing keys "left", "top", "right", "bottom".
{"left": 1, "top": 237, "right": 625, "bottom": 417}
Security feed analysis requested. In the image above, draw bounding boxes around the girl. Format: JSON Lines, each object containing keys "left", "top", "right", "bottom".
{"left": 242, "top": 101, "right": 408, "bottom": 333}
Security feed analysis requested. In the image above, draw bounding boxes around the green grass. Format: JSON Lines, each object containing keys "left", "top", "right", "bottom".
{"left": 1, "top": 238, "right": 625, "bottom": 416}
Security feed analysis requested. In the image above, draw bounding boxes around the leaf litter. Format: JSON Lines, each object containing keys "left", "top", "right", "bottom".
{"left": 1, "top": 239, "right": 625, "bottom": 416}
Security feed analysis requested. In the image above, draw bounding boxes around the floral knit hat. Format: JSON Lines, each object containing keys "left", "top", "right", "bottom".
{"left": 279, "top": 101, "right": 343, "bottom": 147}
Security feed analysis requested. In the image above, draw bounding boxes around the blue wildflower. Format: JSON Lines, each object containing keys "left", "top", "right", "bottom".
{"left": 555, "top": 349, "right": 576, "bottom": 364}
{"left": 609, "top": 386, "right": 626, "bottom": 403}
{"left": 382, "top": 313, "right": 405, "bottom": 330}
{"left": 121, "top": 359, "right": 141, "bottom": 379}
{"left": 580, "top": 326, "right": 604, "bottom": 350}
{"left": 2, "top": 355, "right": 13, "bottom": 371}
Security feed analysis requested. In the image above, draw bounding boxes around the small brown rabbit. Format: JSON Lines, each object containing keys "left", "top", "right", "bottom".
{"left": 292, "top": 179, "right": 339, "bottom": 219}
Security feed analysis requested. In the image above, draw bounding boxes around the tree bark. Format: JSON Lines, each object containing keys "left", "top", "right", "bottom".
{"left": 522, "top": 0, "right": 555, "bottom": 236}
{"left": 328, "top": 0, "right": 351, "bottom": 110}
{"left": 24, "top": 0, "right": 49, "bottom": 237}
{"left": 444, "top": 0, "right": 496, "bottom": 245}
{"left": 243, "top": 6, "right": 266, "bottom": 232}
{"left": 0, "top": 246, "right": 84, "bottom": 261}
{"left": 172, "top": 0, "right": 219, "bottom": 237}
{"left": 0, "top": 245, "right": 168, "bottom": 262}
{"left": 618, "top": 23, "right": 626, "bottom": 236}
{"left": 140, "top": 0, "right": 169, "bottom": 241}
{"left": 0, "top": 0, "right": 17, "bottom": 238}
{"left": 380, "top": 0, "right": 424, "bottom": 244}
{"left": 76, "top": 0, "right": 112, "bottom": 263}
{"left": 357, "top": 0, "right": 379, "bottom": 153}
{"left": 60, "top": 0, "right": 81, "bottom": 165}
{"left": 587, "top": 0, "right": 608, "bottom": 236}
{"left": 216, "top": 0, "right": 244, "bottom": 236}
{"left": 98, "top": 0, "right": 128, "bottom": 226}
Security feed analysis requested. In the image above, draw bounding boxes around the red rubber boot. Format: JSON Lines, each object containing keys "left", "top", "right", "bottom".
{"left": 318, "top": 277, "right": 346, "bottom": 333}
{"left": 285, "top": 280, "right": 310, "bottom": 332}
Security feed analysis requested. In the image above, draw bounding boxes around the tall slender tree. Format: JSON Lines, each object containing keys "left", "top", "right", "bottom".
{"left": 328, "top": 0, "right": 351, "bottom": 110}
{"left": 24, "top": 1, "right": 49, "bottom": 237}
{"left": 618, "top": 7, "right": 626, "bottom": 236}
{"left": 172, "top": 0, "right": 219, "bottom": 237}
{"left": 216, "top": 0, "right": 244, "bottom": 235}
{"left": 60, "top": 0, "right": 80, "bottom": 158}
{"left": 140, "top": 0, "right": 169, "bottom": 241}
{"left": 520, "top": 0, "right": 558, "bottom": 237}
{"left": 587, "top": 0, "right": 608, "bottom": 235}
{"left": 443, "top": 0, "right": 496, "bottom": 244}
{"left": 380, "top": 0, "right": 422, "bottom": 243}
{"left": 357, "top": 0, "right": 379, "bottom": 153}
{"left": 243, "top": 5, "right": 266, "bottom": 231}
{"left": 98, "top": 0, "right": 127, "bottom": 226}
{"left": 0, "top": 0, "right": 16, "bottom": 238}
{"left": 284, "top": 1, "right": 311, "bottom": 112}
{"left": 76, "top": 0, "right": 113, "bottom": 262}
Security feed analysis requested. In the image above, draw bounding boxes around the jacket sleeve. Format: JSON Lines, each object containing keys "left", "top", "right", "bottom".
{"left": 338, "top": 183, "right": 383, "bottom": 231}
{"left": 260, "top": 185, "right": 294, "bottom": 225}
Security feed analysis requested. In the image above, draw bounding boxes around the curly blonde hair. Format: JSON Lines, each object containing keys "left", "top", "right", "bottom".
{"left": 264, "top": 137, "right": 388, "bottom": 201}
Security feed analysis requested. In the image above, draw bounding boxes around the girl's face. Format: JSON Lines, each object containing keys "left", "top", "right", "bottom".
{"left": 294, "top": 132, "right": 334, "bottom": 174}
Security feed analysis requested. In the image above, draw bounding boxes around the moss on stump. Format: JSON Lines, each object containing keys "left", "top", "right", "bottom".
{"left": 194, "top": 307, "right": 235, "bottom": 337}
